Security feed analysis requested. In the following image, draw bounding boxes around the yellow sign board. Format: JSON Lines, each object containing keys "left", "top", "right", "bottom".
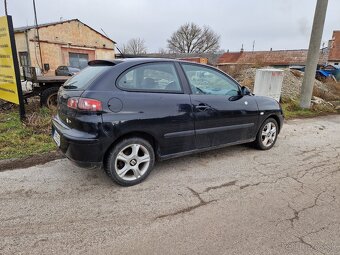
{"left": 0, "top": 15, "right": 21, "bottom": 104}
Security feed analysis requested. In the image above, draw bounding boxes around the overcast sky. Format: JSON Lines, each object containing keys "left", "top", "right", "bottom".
{"left": 3, "top": 0, "right": 340, "bottom": 53}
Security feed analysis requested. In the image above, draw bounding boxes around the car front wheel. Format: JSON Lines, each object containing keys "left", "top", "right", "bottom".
{"left": 105, "top": 137, "right": 155, "bottom": 186}
{"left": 254, "top": 118, "right": 278, "bottom": 150}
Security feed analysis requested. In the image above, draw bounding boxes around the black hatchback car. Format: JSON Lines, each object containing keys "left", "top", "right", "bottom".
{"left": 52, "top": 58, "right": 283, "bottom": 186}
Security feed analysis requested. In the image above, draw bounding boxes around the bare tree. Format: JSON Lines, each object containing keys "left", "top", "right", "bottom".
{"left": 167, "top": 23, "right": 220, "bottom": 53}
{"left": 122, "top": 38, "right": 147, "bottom": 55}
{"left": 158, "top": 48, "right": 169, "bottom": 54}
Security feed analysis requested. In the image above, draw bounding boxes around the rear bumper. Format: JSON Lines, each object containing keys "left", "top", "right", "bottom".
{"left": 52, "top": 116, "right": 103, "bottom": 168}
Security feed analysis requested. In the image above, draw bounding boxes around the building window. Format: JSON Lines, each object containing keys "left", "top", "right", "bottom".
{"left": 19, "top": 52, "right": 29, "bottom": 66}
{"left": 19, "top": 52, "right": 30, "bottom": 78}
{"left": 69, "top": 53, "right": 89, "bottom": 69}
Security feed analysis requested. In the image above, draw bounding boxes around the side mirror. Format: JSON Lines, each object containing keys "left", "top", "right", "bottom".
{"left": 240, "top": 86, "right": 252, "bottom": 96}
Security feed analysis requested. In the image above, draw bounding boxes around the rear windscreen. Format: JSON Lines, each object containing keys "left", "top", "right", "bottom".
{"left": 63, "top": 66, "right": 110, "bottom": 90}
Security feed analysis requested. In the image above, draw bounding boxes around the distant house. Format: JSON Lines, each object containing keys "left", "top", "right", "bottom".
{"left": 217, "top": 49, "right": 329, "bottom": 70}
{"left": 14, "top": 19, "right": 116, "bottom": 76}
{"left": 177, "top": 57, "right": 208, "bottom": 64}
{"left": 328, "top": 31, "right": 340, "bottom": 66}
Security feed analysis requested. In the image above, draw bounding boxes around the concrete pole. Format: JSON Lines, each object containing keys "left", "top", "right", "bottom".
{"left": 4, "top": 0, "right": 8, "bottom": 15}
{"left": 300, "top": 0, "right": 328, "bottom": 109}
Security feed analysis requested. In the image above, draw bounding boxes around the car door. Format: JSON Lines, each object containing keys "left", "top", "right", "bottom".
{"left": 100, "top": 61, "right": 195, "bottom": 157}
{"left": 180, "top": 63, "right": 259, "bottom": 149}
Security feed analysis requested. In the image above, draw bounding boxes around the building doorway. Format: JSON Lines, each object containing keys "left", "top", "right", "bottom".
{"left": 69, "top": 53, "right": 89, "bottom": 69}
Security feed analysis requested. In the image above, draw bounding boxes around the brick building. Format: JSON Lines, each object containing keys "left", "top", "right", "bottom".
{"left": 177, "top": 57, "right": 208, "bottom": 64}
{"left": 14, "top": 19, "right": 115, "bottom": 76}
{"left": 328, "top": 31, "right": 340, "bottom": 66}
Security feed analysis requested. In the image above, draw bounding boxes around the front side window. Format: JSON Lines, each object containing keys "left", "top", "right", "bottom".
{"left": 181, "top": 64, "right": 240, "bottom": 96}
{"left": 117, "top": 63, "right": 182, "bottom": 93}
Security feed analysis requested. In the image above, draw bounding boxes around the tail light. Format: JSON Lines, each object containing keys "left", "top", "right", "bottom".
{"left": 67, "top": 97, "right": 102, "bottom": 112}
{"left": 67, "top": 97, "right": 78, "bottom": 109}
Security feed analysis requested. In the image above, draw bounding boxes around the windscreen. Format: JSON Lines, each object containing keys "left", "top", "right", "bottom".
{"left": 63, "top": 66, "right": 110, "bottom": 90}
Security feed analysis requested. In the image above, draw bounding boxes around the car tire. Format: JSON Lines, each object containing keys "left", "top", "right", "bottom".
{"left": 254, "top": 118, "right": 278, "bottom": 150}
{"left": 41, "top": 86, "right": 59, "bottom": 109}
{"left": 105, "top": 137, "right": 155, "bottom": 186}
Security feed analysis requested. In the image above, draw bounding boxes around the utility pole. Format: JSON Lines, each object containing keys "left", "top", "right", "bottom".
{"left": 32, "top": 0, "right": 44, "bottom": 73}
{"left": 300, "top": 0, "right": 328, "bottom": 109}
{"left": 4, "top": 0, "right": 8, "bottom": 15}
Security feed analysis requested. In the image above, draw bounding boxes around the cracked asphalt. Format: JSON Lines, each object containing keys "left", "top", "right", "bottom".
{"left": 1, "top": 115, "right": 340, "bottom": 255}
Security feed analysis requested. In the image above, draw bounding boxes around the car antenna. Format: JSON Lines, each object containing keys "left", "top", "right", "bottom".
{"left": 100, "top": 28, "right": 125, "bottom": 59}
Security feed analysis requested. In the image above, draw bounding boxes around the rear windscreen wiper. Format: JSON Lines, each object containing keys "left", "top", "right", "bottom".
{"left": 63, "top": 85, "right": 78, "bottom": 89}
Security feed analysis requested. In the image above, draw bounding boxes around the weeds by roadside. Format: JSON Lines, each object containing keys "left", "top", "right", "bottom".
{"left": 281, "top": 97, "right": 336, "bottom": 119}
{"left": 0, "top": 98, "right": 56, "bottom": 160}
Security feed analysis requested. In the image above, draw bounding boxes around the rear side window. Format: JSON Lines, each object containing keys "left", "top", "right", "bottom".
{"left": 117, "top": 63, "right": 182, "bottom": 93}
{"left": 63, "top": 66, "right": 110, "bottom": 90}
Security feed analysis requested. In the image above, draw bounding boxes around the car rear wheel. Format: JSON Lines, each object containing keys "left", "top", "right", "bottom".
{"left": 254, "top": 118, "right": 278, "bottom": 150}
{"left": 105, "top": 137, "right": 155, "bottom": 186}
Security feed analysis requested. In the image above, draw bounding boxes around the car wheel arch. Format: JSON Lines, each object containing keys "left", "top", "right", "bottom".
{"left": 260, "top": 114, "right": 282, "bottom": 134}
{"left": 103, "top": 131, "right": 158, "bottom": 165}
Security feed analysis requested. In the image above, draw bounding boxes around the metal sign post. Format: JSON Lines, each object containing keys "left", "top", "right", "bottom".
{"left": 0, "top": 15, "right": 26, "bottom": 120}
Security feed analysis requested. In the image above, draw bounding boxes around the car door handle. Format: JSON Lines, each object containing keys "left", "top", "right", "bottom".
{"left": 195, "top": 103, "right": 209, "bottom": 111}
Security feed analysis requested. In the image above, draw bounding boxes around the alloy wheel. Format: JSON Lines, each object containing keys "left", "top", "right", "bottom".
{"left": 114, "top": 144, "right": 151, "bottom": 181}
{"left": 261, "top": 122, "right": 277, "bottom": 147}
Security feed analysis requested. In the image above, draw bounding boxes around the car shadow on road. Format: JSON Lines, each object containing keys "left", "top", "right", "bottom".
{"left": 63, "top": 144, "right": 256, "bottom": 189}
{"left": 151, "top": 144, "right": 253, "bottom": 176}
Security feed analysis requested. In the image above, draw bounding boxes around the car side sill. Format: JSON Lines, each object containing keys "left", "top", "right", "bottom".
{"left": 195, "top": 123, "right": 254, "bottom": 135}
{"left": 163, "top": 123, "right": 254, "bottom": 139}
{"left": 158, "top": 138, "right": 255, "bottom": 161}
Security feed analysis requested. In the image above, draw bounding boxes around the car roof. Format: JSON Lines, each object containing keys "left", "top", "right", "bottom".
{"left": 88, "top": 58, "right": 193, "bottom": 66}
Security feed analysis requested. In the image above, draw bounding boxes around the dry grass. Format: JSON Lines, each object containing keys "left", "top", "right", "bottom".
{"left": 290, "top": 69, "right": 303, "bottom": 78}
{"left": 324, "top": 80, "right": 340, "bottom": 98}
{"left": 219, "top": 65, "right": 248, "bottom": 79}
{"left": 313, "top": 87, "right": 330, "bottom": 100}
{"left": 313, "top": 80, "right": 340, "bottom": 101}
{"left": 240, "top": 77, "right": 254, "bottom": 89}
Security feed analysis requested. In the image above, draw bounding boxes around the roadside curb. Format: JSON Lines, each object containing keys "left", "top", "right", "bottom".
{"left": 0, "top": 151, "right": 64, "bottom": 172}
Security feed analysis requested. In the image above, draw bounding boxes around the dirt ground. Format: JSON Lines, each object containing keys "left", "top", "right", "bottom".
{"left": 0, "top": 151, "right": 63, "bottom": 171}
{"left": 0, "top": 115, "right": 339, "bottom": 255}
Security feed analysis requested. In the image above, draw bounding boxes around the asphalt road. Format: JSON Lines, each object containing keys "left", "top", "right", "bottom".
{"left": 1, "top": 115, "right": 340, "bottom": 255}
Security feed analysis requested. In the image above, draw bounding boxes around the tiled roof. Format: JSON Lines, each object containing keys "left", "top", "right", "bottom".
{"left": 218, "top": 50, "right": 310, "bottom": 66}
{"left": 14, "top": 19, "right": 116, "bottom": 43}
{"left": 14, "top": 19, "right": 78, "bottom": 32}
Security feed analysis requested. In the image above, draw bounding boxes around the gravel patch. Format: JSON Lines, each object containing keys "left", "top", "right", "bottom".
{"left": 235, "top": 67, "right": 332, "bottom": 99}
